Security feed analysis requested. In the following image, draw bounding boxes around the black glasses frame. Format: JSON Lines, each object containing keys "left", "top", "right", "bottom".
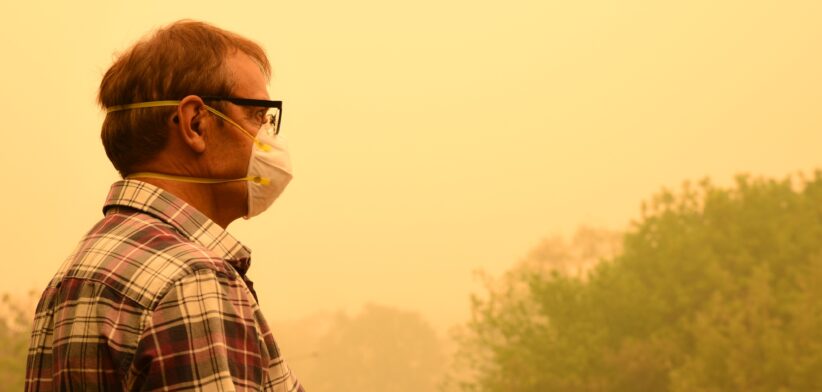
{"left": 201, "top": 96, "right": 283, "bottom": 135}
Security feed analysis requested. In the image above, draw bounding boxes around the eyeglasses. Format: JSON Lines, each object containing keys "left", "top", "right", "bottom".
{"left": 201, "top": 96, "right": 283, "bottom": 136}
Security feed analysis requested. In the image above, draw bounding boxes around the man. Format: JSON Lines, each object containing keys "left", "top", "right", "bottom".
{"left": 25, "top": 20, "right": 304, "bottom": 391}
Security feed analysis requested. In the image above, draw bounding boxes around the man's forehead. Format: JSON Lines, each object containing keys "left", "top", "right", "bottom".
{"left": 226, "top": 52, "right": 270, "bottom": 100}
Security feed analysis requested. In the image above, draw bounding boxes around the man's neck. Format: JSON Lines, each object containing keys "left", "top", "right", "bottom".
{"left": 136, "top": 178, "right": 245, "bottom": 228}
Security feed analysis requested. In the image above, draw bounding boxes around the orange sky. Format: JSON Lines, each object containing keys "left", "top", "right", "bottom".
{"left": 1, "top": 0, "right": 820, "bottom": 331}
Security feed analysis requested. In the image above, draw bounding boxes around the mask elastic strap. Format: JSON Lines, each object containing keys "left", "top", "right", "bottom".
{"left": 127, "top": 172, "right": 271, "bottom": 185}
{"left": 107, "top": 101, "right": 182, "bottom": 112}
{"left": 202, "top": 106, "right": 273, "bottom": 152}
{"left": 106, "top": 100, "right": 273, "bottom": 152}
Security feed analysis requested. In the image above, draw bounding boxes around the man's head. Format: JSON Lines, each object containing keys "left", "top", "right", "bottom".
{"left": 98, "top": 20, "right": 271, "bottom": 177}
{"left": 98, "top": 20, "right": 291, "bottom": 227}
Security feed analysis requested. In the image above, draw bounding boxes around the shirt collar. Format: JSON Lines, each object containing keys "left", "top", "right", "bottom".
{"left": 102, "top": 179, "right": 253, "bottom": 276}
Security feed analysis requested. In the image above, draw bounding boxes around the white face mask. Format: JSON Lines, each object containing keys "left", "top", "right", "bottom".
{"left": 245, "top": 132, "right": 293, "bottom": 218}
{"left": 107, "top": 100, "right": 294, "bottom": 219}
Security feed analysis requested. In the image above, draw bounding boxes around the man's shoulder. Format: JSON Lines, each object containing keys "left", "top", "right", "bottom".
{"left": 53, "top": 207, "right": 239, "bottom": 309}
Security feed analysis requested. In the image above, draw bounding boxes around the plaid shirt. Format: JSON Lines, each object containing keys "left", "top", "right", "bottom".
{"left": 26, "top": 180, "right": 304, "bottom": 391}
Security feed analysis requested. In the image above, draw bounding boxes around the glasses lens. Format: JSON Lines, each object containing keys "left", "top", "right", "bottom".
{"left": 260, "top": 108, "right": 281, "bottom": 136}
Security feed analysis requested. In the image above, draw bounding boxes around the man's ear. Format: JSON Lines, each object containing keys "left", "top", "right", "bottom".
{"left": 174, "top": 95, "right": 208, "bottom": 153}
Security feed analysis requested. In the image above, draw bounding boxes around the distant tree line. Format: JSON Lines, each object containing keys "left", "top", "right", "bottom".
{"left": 448, "top": 172, "right": 822, "bottom": 391}
{"left": 273, "top": 304, "right": 446, "bottom": 391}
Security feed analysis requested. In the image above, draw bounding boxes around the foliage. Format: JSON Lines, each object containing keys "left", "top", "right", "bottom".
{"left": 450, "top": 172, "right": 822, "bottom": 391}
{"left": 294, "top": 304, "right": 446, "bottom": 392}
{"left": 0, "top": 292, "right": 35, "bottom": 391}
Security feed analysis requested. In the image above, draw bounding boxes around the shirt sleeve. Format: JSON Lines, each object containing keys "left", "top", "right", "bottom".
{"left": 125, "top": 268, "right": 274, "bottom": 391}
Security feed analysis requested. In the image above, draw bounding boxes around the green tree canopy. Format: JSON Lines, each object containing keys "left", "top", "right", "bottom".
{"left": 451, "top": 172, "right": 822, "bottom": 392}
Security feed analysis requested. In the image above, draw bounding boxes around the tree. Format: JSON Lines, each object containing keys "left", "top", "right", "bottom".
{"left": 445, "top": 227, "right": 622, "bottom": 391}
{"left": 0, "top": 292, "right": 36, "bottom": 390}
{"left": 301, "top": 304, "right": 446, "bottom": 392}
{"left": 451, "top": 171, "right": 822, "bottom": 391}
